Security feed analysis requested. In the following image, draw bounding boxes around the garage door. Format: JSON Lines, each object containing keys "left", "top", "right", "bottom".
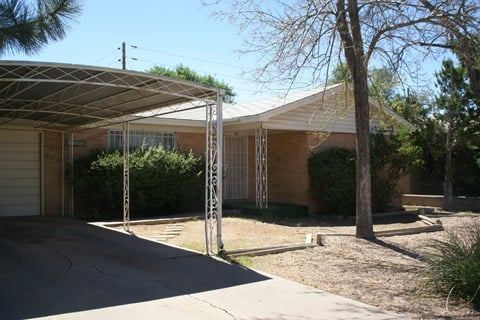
{"left": 0, "top": 130, "right": 41, "bottom": 216}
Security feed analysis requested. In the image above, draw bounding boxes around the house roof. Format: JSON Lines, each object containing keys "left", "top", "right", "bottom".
{"left": 0, "top": 61, "right": 222, "bottom": 131}
{"left": 135, "top": 83, "right": 413, "bottom": 131}
{"left": 139, "top": 83, "right": 343, "bottom": 122}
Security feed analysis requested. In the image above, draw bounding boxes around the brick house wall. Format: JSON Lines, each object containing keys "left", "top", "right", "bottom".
{"left": 267, "top": 132, "right": 311, "bottom": 206}
{"left": 308, "top": 132, "right": 356, "bottom": 151}
{"left": 263, "top": 131, "right": 359, "bottom": 213}
{"left": 71, "top": 129, "right": 108, "bottom": 159}
{"left": 177, "top": 132, "right": 205, "bottom": 155}
{"left": 43, "top": 131, "right": 62, "bottom": 215}
{"left": 40, "top": 128, "right": 109, "bottom": 216}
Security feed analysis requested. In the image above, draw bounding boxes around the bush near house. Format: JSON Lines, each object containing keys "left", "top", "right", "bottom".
{"left": 308, "top": 130, "right": 420, "bottom": 215}
{"left": 308, "top": 147, "right": 356, "bottom": 216}
{"left": 74, "top": 146, "right": 205, "bottom": 219}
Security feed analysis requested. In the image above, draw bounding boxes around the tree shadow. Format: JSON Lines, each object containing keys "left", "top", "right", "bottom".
{"left": 368, "top": 237, "right": 424, "bottom": 260}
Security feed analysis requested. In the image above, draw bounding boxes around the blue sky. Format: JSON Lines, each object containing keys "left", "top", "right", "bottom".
{"left": 2, "top": 1, "right": 263, "bottom": 102}
{"left": 2, "top": 1, "right": 446, "bottom": 103}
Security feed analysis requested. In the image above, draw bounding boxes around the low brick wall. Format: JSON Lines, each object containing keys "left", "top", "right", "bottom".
{"left": 402, "top": 194, "right": 480, "bottom": 212}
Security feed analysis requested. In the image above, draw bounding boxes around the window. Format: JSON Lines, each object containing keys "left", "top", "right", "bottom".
{"left": 108, "top": 130, "right": 176, "bottom": 150}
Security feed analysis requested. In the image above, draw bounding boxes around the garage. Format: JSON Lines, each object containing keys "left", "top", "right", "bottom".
{"left": 0, "top": 129, "right": 41, "bottom": 216}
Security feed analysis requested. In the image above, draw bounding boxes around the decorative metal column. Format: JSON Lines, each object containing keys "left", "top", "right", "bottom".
{"left": 205, "top": 93, "right": 223, "bottom": 255}
{"left": 123, "top": 121, "right": 130, "bottom": 232}
{"left": 255, "top": 128, "right": 268, "bottom": 209}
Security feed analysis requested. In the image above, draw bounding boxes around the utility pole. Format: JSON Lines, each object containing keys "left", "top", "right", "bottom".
{"left": 121, "top": 41, "right": 126, "bottom": 70}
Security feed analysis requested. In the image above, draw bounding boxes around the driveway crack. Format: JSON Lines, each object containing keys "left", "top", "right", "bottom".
{"left": 159, "top": 280, "right": 236, "bottom": 319}
{"left": 31, "top": 241, "right": 73, "bottom": 270}
{"left": 188, "top": 295, "right": 237, "bottom": 320}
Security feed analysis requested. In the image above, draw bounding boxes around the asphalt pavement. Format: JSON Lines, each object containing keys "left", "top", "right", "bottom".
{"left": 0, "top": 216, "right": 410, "bottom": 319}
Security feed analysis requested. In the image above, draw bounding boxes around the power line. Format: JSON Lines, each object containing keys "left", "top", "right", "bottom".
{"left": 90, "top": 49, "right": 119, "bottom": 65}
{"left": 131, "top": 57, "right": 243, "bottom": 81}
{"left": 90, "top": 43, "right": 262, "bottom": 96}
{"left": 131, "top": 45, "right": 244, "bottom": 70}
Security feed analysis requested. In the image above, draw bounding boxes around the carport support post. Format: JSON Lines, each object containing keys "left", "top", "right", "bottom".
{"left": 255, "top": 128, "right": 268, "bottom": 209}
{"left": 123, "top": 122, "right": 130, "bottom": 231}
{"left": 204, "top": 91, "right": 224, "bottom": 255}
{"left": 216, "top": 93, "right": 223, "bottom": 253}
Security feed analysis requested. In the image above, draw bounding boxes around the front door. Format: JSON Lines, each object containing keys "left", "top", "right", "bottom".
{"left": 224, "top": 136, "right": 248, "bottom": 200}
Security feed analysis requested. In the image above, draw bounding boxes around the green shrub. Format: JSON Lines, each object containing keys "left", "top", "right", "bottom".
{"left": 74, "top": 149, "right": 123, "bottom": 216}
{"left": 308, "top": 147, "right": 356, "bottom": 215}
{"left": 308, "top": 130, "right": 420, "bottom": 215}
{"left": 421, "top": 222, "right": 480, "bottom": 309}
{"left": 370, "top": 130, "right": 419, "bottom": 212}
{"left": 74, "top": 146, "right": 204, "bottom": 219}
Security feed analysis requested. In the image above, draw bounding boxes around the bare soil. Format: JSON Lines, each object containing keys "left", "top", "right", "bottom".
{"left": 122, "top": 214, "right": 480, "bottom": 320}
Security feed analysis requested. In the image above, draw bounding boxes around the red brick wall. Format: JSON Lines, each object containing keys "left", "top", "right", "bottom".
{"left": 308, "top": 132, "right": 356, "bottom": 152}
{"left": 43, "top": 131, "right": 63, "bottom": 215}
{"left": 70, "top": 129, "right": 108, "bottom": 159}
{"left": 177, "top": 132, "right": 205, "bottom": 155}
{"left": 268, "top": 132, "right": 310, "bottom": 206}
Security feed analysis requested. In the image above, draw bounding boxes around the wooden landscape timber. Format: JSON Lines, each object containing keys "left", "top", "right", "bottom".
{"left": 223, "top": 243, "right": 318, "bottom": 257}
{"left": 374, "top": 224, "right": 444, "bottom": 237}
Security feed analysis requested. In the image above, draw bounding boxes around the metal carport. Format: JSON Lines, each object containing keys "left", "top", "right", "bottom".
{"left": 0, "top": 61, "right": 223, "bottom": 254}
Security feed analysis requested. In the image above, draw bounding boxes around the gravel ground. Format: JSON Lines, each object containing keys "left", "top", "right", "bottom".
{"left": 122, "top": 214, "right": 480, "bottom": 320}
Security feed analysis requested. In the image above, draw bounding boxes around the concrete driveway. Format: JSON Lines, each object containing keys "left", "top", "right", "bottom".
{"left": 0, "top": 216, "right": 408, "bottom": 320}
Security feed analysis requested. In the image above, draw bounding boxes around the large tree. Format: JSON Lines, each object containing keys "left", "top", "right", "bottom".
{"left": 328, "top": 64, "right": 399, "bottom": 107}
{"left": 209, "top": 0, "right": 480, "bottom": 238}
{"left": 416, "top": 1, "right": 480, "bottom": 100}
{"left": 0, "top": 0, "right": 81, "bottom": 56}
{"left": 148, "top": 64, "right": 236, "bottom": 103}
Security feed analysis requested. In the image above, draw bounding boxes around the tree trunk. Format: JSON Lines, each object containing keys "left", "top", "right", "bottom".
{"left": 443, "top": 179, "right": 453, "bottom": 211}
{"left": 336, "top": 0, "right": 375, "bottom": 239}
{"left": 353, "top": 67, "right": 374, "bottom": 239}
{"left": 443, "top": 123, "right": 453, "bottom": 211}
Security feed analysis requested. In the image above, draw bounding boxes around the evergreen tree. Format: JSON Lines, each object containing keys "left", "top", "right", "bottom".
{"left": 435, "top": 59, "right": 480, "bottom": 209}
{"left": 0, "top": 0, "right": 81, "bottom": 56}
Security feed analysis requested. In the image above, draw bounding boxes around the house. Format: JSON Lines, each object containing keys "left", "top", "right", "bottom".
{"left": 79, "top": 82, "right": 413, "bottom": 214}
{"left": 0, "top": 61, "right": 412, "bottom": 218}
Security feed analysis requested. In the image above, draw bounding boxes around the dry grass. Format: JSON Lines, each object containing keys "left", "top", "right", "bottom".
{"left": 122, "top": 214, "right": 480, "bottom": 320}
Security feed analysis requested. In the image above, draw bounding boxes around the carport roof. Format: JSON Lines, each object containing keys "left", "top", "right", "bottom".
{"left": 0, "top": 61, "right": 221, "bottom": 131}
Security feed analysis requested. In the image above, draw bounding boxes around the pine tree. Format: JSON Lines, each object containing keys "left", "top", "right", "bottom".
{"left": 0, "top": 0, "right": 81, "bottom": 56}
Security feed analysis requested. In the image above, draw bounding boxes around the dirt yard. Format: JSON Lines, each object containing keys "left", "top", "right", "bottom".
{"left": 120, "top": 213, "right": 480, "bottom": 320}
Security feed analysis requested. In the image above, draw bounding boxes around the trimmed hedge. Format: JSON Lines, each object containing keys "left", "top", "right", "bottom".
{"left": 74, "top": 146, "right": 204, "bottom": 219}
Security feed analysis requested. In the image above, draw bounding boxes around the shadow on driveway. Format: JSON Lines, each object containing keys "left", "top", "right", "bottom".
{"left": 0, "top": 216, "right": 269, "bottom": 319}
